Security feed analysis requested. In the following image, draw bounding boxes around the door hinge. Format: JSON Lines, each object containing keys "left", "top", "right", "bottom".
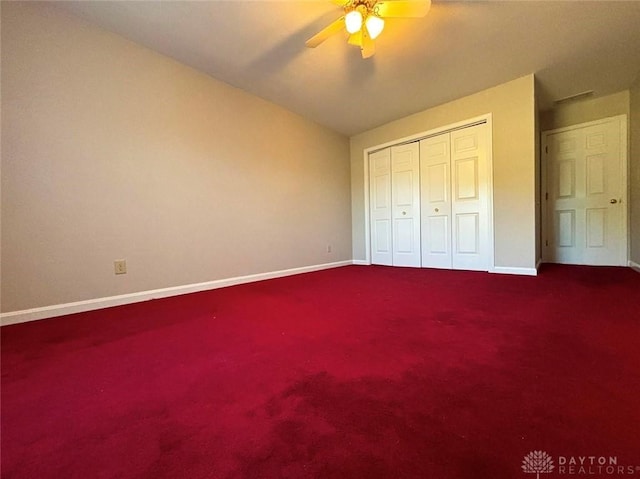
{"left": 545, "top": 146, "right": 548, "bottom": 154}
{"left": 545, "top": 192, "right": 548, "bottom": 200}
{"left": 545, "top": 240, "right": 549, "bottom": 246}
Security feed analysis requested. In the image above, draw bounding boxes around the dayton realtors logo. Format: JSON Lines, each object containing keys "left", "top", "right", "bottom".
{"left": 522, "top": 452, "right": 640, "bottom": 477}
{"left": 522, "top": 451, "right": 555, "bottom": 479}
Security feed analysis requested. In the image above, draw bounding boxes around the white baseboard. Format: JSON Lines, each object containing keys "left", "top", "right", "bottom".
{"left": 630, "top": 260, "right": 640, "bottom": 273}
{"left": 491, "top": 266, "right": 538, "bottom": 276}
{"left": 352, "top": 259, "right": 369, "bottom": 266}
{"left": 0, "top": 260, "right": 354, "bottom": 326}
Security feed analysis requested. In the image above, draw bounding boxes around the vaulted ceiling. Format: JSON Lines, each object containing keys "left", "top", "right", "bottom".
{"left": 55, "top": 1, "right": 640, "bottom": 136}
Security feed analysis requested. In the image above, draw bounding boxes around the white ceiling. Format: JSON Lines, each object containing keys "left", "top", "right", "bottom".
{"left": 55, "top": 1, "right": 640, "bottom": 136}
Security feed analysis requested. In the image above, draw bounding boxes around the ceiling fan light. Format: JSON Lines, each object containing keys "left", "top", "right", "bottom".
{"left": 345, "top": 10, "right": 363, "bottom": 34}
{"left": 365, "top": 15, "right": 385, "bottom": 40}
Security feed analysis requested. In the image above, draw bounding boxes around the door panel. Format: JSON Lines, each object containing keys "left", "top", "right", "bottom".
{"left": 374, "top": 219, "right": 392, "bottom": 253}
{"left": 456, "top": 213, "right": 479, "bottom": 254}
{"left": 394, "top": 170, "right": 414, "bottom": 206}
{"left": 369, "top": 148, "right": 392, "bottom": 265}
{"left": 395, "top": 218, "right": 415, "bottom": 252}
{"left": 454, "top": 134, "right": 477, "bottom": 152}
{"left": 546, "top": 118, "right": 624, "bottom": 265}
{"left": 428, "top": 216, "right": 449, "bottom": 253}
{"left": 420, "top": 133, "right": 452, "bottom": 269}
{"left": 556, "top": 210, "right": 576, "bottom": 248}
{"left": 558, "top": 159, "right": 575, "bottom": 198}
{"left": 585, "top": 208, "right": 606, "bottom": 247}
{"left": 451, "top": 125, "right": 489, "bottom": 271}
{"left": 586, "top": 155, "right": 605, "bottom": 195}
{"left": 455, "top": 157, "right": 478, "bottom": 200}
{"left": 391, "top": 142, "right": 421, "bottom": 267}
{"left": 427, "top": 164, "right": 448, "bottom": 202}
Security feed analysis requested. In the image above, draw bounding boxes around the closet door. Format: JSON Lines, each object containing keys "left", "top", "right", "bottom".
{"left": 391, "top": 143, "right": 421, "bottom": 267}
{"left": 450, "top": 124, "right": 489, "bottom": 271}
{"left": 369, "top": 148, "right": 393, "bottom": 266}
{"left": 420, "top": 133, "right": 452, "bottom": 268}
{"left": 420, "top": 123, "right": 490, "bottom": 271}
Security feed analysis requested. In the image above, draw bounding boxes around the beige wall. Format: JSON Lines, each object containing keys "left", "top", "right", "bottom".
{"left": 1, "top": 3, "right": 351, "bottom": 313}
{"left": 351, "top": 75, "right": 537, "bottom": 270}
{"left": 630, "top": 78, "right": 640, "bottom": 265}
{"left": 540, "top": 91, "right": 630, "bottom": 131}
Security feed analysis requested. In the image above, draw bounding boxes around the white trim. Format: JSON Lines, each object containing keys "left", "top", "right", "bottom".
{"left": 0, "top": 260, "right": 353, "bottom": 326}
{"left": 367, "top": 115, "right": 491, "bottom": 153}
{"left": 630, "top": 260, "right": 640, "bottom": 273}
{"left": 485, "top": 115, "right": 496, "bottom": 273}
{"left": 541, "top": 114, "right": 628, "bottom": 266}
{"left": 491, "top": 266, "right": 538, "bottom": 276}
{"left": 543, "top": 115, "right": 627, "bottom": 136}
{"left": 363, "top": 147, "right": 371, "bottom": 265}
{"left": 541, "top": 132, "right": 549, "bottom": 263}
{"left": 352, "top": 259, "right": 370, "bottom": 266}
{"left": 536, "top": 258, "right": 542, "bottom": 272}
{"left": 363, "top": 114, "right": 495, "bottom": 271}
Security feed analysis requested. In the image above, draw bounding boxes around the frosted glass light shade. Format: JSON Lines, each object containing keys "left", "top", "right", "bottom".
{"left": 345, "top": 10, "right": 363, "bottom": 34}
{"left": 365, "top": 15, "right": 385, "bottom": 40}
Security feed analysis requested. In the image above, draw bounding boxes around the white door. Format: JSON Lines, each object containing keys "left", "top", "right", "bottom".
{"left": 420, "top": 124, "right": 489, "bottom": 271}
{"left": 450, "top": 125, "right": 489, "bottom": 271}
{"left": 545, "top": 117, "right": 626, "bottom": 265}
{"left": 391, "top": 142, "right": 421, "bottom": 267}
{"left": 369, "top": 148, "right": 392, "bottom": 266}
{"left": 420, "top": 133, "right": 452, "bottom": 268}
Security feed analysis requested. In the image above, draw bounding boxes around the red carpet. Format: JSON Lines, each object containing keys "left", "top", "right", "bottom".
{"left": 2, "top": 265, "right": 639, "bottom": 478}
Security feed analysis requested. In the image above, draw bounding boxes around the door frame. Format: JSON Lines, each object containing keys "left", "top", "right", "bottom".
{"left": 541, "top": 114, "right": 628, "bottom": 266}
{"left": 362, "top": 114, "right": 495, "bottom": 271}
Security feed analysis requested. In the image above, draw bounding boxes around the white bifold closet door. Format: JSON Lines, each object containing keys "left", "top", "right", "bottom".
{"left": 370, "top": 142, "right": 421, "bottom": 267}
{"left": 420, "top": 124, "right": 489, "bottom": 271}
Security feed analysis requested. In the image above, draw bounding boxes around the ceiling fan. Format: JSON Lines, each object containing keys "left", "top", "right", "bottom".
{"left": 305, "top": 0, "right": 431, "bottom": 59}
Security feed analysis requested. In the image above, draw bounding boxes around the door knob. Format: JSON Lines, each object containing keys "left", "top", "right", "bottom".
{"left": 610, "top": 199, "right": 618, "bottom": 204}
{"left": 402, "top": 211, "right": 407, "bottom": 215}
{"left": 435, "top": 208, "right": 439, "bottom": 213}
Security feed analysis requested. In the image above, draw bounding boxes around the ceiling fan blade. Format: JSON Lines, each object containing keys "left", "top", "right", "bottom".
{"left": 305, "top": 16, "right": 346, "bottom": 48}
{"left": 360, "top": 29, "right": 375, "bottom": 59}
{"left": 348, "top": 31, "right": 363, "bottom": 46}
{"left": 375, "top": 0, "right": 431, "bottom": 18}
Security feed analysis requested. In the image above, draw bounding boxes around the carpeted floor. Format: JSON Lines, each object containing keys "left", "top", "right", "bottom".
{"left": 2, "top": 264, "right": 639, "bottom": 478}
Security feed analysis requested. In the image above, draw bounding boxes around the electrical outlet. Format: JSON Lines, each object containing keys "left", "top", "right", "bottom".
{"left": 327, "top": 244, "right": 332, "bottom": 253}
{"left": 114, "top": 260, "right": 127, "bottom": 275}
